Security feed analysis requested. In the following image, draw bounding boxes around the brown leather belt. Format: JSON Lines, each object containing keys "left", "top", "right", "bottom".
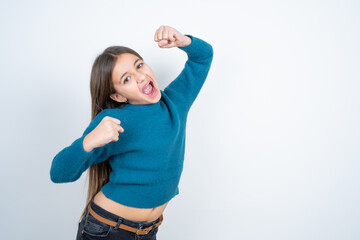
{"left": 84, "top": 204, "right": 163, "bottom": 235}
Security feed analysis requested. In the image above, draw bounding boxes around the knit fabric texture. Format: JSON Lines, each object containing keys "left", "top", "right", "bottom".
{"left": 50, "top": 34, "right": 213, "bottom": 208}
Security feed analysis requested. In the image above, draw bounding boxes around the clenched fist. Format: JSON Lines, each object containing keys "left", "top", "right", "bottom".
{"left": 154, "top": 25, "right": 192, "bottom": 48}
{"left": 83, "top": 116, "right": 124, "bottom": 152}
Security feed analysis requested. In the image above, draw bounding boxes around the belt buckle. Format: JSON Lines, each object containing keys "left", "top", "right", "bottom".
{"left": 136, "top": 226, "right": 150, "bottom": 235}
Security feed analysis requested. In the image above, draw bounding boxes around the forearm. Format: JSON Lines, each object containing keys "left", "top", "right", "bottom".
{"left": 178, "top": 35, "right": 213, "bottom": 62}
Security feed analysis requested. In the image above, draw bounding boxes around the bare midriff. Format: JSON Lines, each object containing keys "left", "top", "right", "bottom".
{"left": 93, "top": 190, "right": 169, "bottom": 223}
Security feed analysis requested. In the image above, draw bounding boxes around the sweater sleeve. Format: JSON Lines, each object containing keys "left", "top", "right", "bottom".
{"left": 164, "top": 34, "right": 213, "bottom": 114}
{"left": 49, "top": 112, "right": 112, "bottom": 183}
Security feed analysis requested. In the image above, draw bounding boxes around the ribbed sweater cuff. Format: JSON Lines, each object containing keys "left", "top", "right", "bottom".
{"left": 178, "top": 34, "right": 213, "bottom": 60}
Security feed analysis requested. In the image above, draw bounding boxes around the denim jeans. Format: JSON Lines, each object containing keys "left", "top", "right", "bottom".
{"left": 76, "top": 200, "right": 161, "bottom": 240}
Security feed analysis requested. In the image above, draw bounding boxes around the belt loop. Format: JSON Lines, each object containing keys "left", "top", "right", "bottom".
{"left": 135, "top": 224, "right": 145, "bottom": 237}
{"left": 114, "top": 217, "right": 123, "bottom": 230}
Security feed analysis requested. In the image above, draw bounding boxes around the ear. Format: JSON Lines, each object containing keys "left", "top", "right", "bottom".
{"left": 110, "top": 93, "right": 127, "bottom": 103}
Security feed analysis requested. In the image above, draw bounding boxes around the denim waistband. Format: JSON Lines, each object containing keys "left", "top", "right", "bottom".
{"left": 88, "top": 199, "right": 162, "bottom": 228}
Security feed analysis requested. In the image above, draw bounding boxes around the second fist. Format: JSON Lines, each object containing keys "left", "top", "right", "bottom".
{"left": 83, "top": 116, "right": 124, "bottom": 152}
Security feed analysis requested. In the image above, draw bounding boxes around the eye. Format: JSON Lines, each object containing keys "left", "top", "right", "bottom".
{"left": 123, "top": 63, "right": 143, "bottom": 83}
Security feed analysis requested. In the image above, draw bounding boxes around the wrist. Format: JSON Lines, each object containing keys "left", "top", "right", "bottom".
{"left": 179, "top": 36, "right": 192, "bottom": 47}
{"left": 83, "top": 135, "right": 94, "bottom": 152}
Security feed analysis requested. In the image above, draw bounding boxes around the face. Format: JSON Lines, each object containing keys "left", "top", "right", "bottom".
{"left": 110, "top": 53, "right": 161, "bottom": 105}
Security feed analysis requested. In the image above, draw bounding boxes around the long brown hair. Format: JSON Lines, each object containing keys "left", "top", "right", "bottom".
{"left": 78, "top": 46, "right": 143, "bottom": 223}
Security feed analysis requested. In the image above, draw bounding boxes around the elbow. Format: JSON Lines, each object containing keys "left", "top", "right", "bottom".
{"left": 50, "top": 174, "right": 78, "bottom": 184}
{"left": 50, "top": 173, "right": 64, "bottom": 183}
{"left": 209, "top": 44, "right": 214, "bottom": 57}
{"left": 206, "top": 43, "right": 214, "bottom": 59}
{"left": 203, "top": 45, "right": 214, "bottom": 63}
{"left": 50, "top": 168, "right": 77, "bottom": 183}
{"left": 50, "top": 169, "right": 66, "bottom": 183}
{"left": 50, "top": 163, "right": 64, "bottom": 183}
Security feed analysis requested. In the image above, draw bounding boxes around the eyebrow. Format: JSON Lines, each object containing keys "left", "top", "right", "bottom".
{"left": 120, "top": 58, "right": 141, "bottom": 83}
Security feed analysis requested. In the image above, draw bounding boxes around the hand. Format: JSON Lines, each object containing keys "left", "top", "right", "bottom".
{"left": 83, "top": 116, "right": 124, "bottom": 152}
{"left": 154, "top": 25, "right": 192, "bottom": 48}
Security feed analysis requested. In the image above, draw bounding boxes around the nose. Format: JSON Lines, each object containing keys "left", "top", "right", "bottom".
{"left": 136, "top": 73, "right": 147, "bottom": 84}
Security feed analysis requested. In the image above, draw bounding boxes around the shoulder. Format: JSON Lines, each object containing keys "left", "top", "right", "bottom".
{"left": 97, "top": 108, "right": 126, "bottom": 119}
{"left": 97, "top": 108, "right": 136, "bottom": 124}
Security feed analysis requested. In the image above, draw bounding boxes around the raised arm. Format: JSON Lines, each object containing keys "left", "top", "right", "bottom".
{"left": 163, "top": 34, "right": 214, "bottom": 113}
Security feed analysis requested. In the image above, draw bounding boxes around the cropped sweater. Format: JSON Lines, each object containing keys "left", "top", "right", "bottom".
{"left": 50, "top": 34, "right": 213, "bottom": 208}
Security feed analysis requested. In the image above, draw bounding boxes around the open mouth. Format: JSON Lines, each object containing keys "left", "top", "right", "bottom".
{"left": 142, "top": 80, "right": 157, "bottom": 98}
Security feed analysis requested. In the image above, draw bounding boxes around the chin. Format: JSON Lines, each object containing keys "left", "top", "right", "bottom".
{"left": 150, "top": 89, "right": 161, "bottom": 102}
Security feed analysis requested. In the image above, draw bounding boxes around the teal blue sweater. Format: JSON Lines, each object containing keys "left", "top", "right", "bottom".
{"left": 50, "top": 35, "right": 213, "bottom": 208}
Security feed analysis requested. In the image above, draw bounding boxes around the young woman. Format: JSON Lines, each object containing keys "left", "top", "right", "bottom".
{"left": 50, "top": 25, "right": 213, "bottom": 240}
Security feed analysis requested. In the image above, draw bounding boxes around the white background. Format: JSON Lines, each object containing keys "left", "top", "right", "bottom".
{"left": 1, "top": 0, "right": 359, "bottom": 239}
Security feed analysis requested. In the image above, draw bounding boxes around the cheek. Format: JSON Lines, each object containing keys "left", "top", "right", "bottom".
{"left": 114, "top": 85, "right": 123, "bottom": 94}
{"left": 147, "top": 70, "right": 156, "bottom": 81}
{"left": 115, "top": 85, "right": 133, "bottom": 96}
{"left": 129, "top": 84, "right": 141, "bottom": 93}
{"left": 144, "top": 66, "right": 154, "bottom": 75}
